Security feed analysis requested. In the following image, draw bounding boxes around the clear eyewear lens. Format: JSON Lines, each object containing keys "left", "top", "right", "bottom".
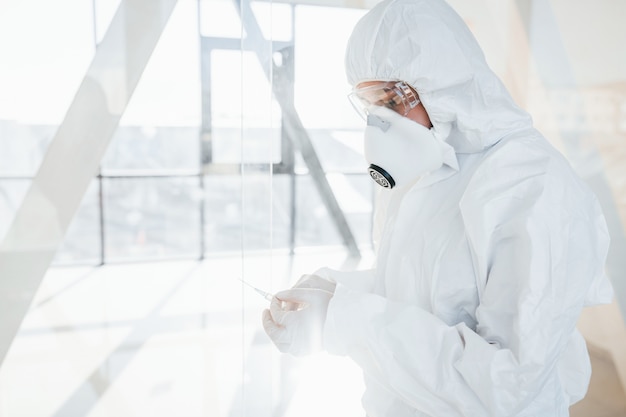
{"left": 348, "top": 81, "right": 420, "bottom": 120}
{"left": 348, "top": 92, "right": 371, "bottom": 120}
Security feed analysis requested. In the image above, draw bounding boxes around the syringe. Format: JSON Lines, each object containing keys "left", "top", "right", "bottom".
{"left": 239, "top": 278, "right": 274, "bottom": 301}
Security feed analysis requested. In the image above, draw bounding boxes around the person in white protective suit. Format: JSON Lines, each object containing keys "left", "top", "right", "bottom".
{"left": 262, "top": 0, "right": 615, "bottom": 415}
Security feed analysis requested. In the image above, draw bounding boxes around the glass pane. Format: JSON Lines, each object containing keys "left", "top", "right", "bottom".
{"left": 308, "top": 129, "right": 366, "bottom": 173}
{"left": 103, "top": 177, "right": 202, "bottom": 262}
{"left": 200, "top": 0, "right": 294, "bottom": 41}
{"left": 210, "top": 50, "right": 281, "bottom": 128}
{"left": 294, "top": 5, "right": 366, "bottom": 129}
{"left": 204, "top": 174, "right": 291, "bottom": 254}
{"left": 210, "top": 50, "right": 282, "bottom": 163}
{"left": 331, "top": 173, "right": 374, "bottom": 246}
{"left": 54, "top": 181, "right": 101, "bottom": 265}
{"left": 102, "top": 127, "right": 200, "bottom": 173}
{"left": 101, "top": 0, "right": 201, "bottom": 174}
{"left": 250, "top": 1, "right": 293, "bottom": 42}
{"left": 0, "top": 179, "right": 31, "bottom": 243}
{"left": 119, "top": 0, "right": 201, "bottom": 127}
{"left": 94, "top": 0, "right": 122, "bottom": 44}
{"left": 0, "top": 123, "right": 56, "bottom": 176}
{"left": 0, "top": 0, "right": 93, "bottom": 125}
{"left": 0, "top": 0, "right": 95, "bottom": 176}
{"left": 199, "top": 0, "right": 245, "bottom": 39}
{"left": 295, "top": 173, "right": 372, "bottom": 248}
{"left": 210, "top": 127, "right": 282, "bottom": 165}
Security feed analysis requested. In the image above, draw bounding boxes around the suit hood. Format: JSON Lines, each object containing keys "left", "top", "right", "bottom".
{"left": 345, "top": 0, "right": 533, "bottom": 153}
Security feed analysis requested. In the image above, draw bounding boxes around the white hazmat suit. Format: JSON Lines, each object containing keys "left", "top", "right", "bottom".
{"left": 263, "top": 0, "right": 614, "bottom": 416}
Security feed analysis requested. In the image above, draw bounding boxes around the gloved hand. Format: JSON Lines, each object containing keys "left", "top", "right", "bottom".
{"left": 292, "top": 273, "right": 337, "bottom": 293}
{"left": 262, "top": 286, "right": 333, "bottom": 356}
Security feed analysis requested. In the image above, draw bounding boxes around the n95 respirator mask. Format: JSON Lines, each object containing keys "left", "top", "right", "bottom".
{"left": 364, "top": 106, "right": 444, "bottom": 189}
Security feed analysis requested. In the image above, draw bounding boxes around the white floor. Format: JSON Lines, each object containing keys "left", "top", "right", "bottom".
{"left": 0, "top": 249, "right": 373, "bottom": 417}
{"left": 1, "top": 248, "right": 624, "bottom": 417}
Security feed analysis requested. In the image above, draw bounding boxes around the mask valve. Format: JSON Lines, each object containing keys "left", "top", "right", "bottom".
{"left": 368, "top": 164, "right": 395, "bottom": 188}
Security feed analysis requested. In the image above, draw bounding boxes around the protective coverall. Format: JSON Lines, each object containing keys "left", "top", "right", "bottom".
{"left": 317, "top": 0, "right": 614, "bottom": 416}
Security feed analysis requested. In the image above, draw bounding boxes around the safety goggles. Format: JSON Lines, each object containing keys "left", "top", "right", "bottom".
{"left": 348, "top": 81, "right": 420, "bottom": 120}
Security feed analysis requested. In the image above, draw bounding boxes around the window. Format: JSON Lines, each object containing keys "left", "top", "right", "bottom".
{"left": 0, "top": 0, "right": 371, "bottom": 265}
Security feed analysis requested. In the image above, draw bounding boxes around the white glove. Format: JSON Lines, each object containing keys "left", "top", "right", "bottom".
{"left": 262, "top": 287, "right": 333, "bottom": 356}
{"left": 292, "top": 273, "right": 337, "bottom": 293}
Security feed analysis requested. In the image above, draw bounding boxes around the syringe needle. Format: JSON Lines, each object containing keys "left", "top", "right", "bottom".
{"left": 239, "top": 278, "right": 274, "bottom": 301}
{"left": 254, "top": 287, "right": 274, "bottom": 301}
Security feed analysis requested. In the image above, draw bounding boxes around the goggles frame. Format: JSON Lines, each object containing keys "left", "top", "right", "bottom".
{"left": 348, "top": 81, "right": 420, "bottom": 120}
